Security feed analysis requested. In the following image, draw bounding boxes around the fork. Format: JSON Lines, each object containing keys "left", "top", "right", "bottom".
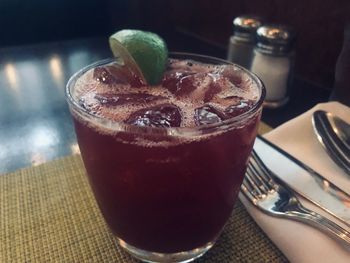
{"left": 241, "top": 150, "right": 350, "bottom": 246}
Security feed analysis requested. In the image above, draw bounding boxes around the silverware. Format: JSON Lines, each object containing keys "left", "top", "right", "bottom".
{"left": 312, "top": 110, "right": 350, "bottom": 175}
{"left": 254, "top": 136, "right": 350, "bottom": 228}
{"left": 241, "top": 150, "right": 350, "bottom": 246}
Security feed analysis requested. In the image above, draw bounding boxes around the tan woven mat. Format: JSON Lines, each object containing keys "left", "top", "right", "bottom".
{"left": 0, "top": 123, "right": 287, "bottom": 263}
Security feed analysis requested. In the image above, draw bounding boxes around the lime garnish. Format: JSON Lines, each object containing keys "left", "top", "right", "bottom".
{"left": 109, "top": 29, "right": 168, "bottom": 85}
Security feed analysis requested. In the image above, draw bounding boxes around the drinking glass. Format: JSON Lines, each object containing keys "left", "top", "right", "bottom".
{"left": 66, "top": 53, "right": 265, "bottom": 263}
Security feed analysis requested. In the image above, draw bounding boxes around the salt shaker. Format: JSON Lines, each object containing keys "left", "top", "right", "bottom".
{"left": 227, "top": 15, "right": 263, "bottom": 69}
{"left": 329, "top": 24, "right": 350, "bottom": 106}
{"left": 250, "top": 25, "right": 295, "bottom": 108}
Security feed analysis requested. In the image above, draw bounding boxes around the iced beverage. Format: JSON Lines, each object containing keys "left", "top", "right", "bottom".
{"left": 66, "top": 53, "right": 265, "bottom": 262}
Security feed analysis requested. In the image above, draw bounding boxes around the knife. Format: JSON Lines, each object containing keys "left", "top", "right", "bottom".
{"left": 254, "top": 135, "right": 350, "bottom": 228}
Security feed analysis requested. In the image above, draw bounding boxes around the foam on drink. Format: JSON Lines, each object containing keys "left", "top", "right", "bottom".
{"left": 72, "top": 58, "right": 260, "bottom": 139}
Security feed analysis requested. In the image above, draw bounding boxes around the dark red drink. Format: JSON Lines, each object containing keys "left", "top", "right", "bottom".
{"left": 66, "top": 53, "right": 265, "bottom": 262}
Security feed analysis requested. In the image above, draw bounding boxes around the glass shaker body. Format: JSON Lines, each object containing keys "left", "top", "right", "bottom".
{"left": 227, "top": 16, "right": 262, "bottom": 69}
{"left": 228, "top": 35, "right": 255, "bottom": 69}
{"left": 250, "top": 48, "right": 294, "bottom": 108}
{"left": 250, "top": 25, "right": 295, "bottom": 108}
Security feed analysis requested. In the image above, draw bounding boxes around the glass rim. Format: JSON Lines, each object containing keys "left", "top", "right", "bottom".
{"left": 65, "top": 52, "right": 265, "bottom": 135}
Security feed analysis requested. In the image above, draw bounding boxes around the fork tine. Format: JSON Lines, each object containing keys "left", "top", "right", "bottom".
{"left": 250, "top": 150, "right": 275, "bottom": 190}
{"left": 241, "top": 178, "right": 258, "bottom": 204}
{"left": 245, "top": 167, "right": 265, "bottom": 196}
{"left": 247, "top": 162, "right": 271, "bottom": 193}
{"left": 241, "top": 150, "right": 278, "bottom": 202}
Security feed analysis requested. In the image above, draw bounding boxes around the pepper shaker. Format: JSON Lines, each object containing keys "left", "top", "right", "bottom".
{"left": 250, "top": 25, "right": 295, "bottom": 108}
{"left": 227, "top": 15, "right": 263, "bottom": 69}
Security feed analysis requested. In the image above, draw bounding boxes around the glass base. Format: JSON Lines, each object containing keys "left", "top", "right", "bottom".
{"left": 116, "top": 238, "right": 214, "bottom": 263}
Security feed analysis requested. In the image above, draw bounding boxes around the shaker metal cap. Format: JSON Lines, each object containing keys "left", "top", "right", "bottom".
{"left": 233, "top": 15, "right": 263, "bottom": 35}
{"left": 256, "top": 24, "right": 295, "bottom": 53}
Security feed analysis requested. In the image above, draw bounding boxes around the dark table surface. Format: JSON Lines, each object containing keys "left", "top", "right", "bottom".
{"left": 0, "top": 33, "right": 331, "bottom": 174}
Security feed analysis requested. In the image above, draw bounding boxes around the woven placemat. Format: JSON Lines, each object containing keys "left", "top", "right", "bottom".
{"left": 0, "top": 123, "right": 287, "bottom": 263}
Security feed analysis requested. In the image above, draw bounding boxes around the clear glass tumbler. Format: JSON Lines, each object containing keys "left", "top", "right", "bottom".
{"left": 66, "top": 53, "right": 265, "bottom": 263}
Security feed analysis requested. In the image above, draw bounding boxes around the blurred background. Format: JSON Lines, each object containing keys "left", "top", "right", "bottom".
{"left": 1, "top": 0, "right": 349, "bottom": 173}
{"left": 1, "top": 0, "right": 349, "bottom": 90}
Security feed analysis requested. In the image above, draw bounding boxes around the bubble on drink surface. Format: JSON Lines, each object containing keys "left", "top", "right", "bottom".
{"left": 93, "top": 64, "right": 146, "bottom": 87}
{"left": 126, "top": 103, "right": 182, "bottom": 128}
{"left": 95, "top": 93, "right": 165, "bottom": 107}
{"left": 194, "top": 105, "right": 226, "bottom": 125}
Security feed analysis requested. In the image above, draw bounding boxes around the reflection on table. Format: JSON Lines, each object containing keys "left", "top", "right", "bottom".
{"left": 0, "top": 38, "right": 109, "bottom": 173}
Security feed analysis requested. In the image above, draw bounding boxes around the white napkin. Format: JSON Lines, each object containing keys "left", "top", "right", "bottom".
{"left": 239, "top": 102, "right": 350, "bottom": 263}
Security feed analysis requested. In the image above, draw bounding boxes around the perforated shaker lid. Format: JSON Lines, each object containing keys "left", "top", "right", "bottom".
{"left": 233, "top": 15, "right": 263, "bottom": 39}
{"left": 256, "top": 24, "right": 295, "bottom": 54}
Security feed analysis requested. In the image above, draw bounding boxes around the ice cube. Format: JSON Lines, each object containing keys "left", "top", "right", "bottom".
{"left": 78, "top": 96, "right": 101, "bottom": 114}
{"left": 176, "top": 73, "right": 205, "bottom": 96}
{"left": 224, "top": 99, "right": 254, "bottom": 117}
{"left": 161, "top": 71, "right": 194, "bottom": 94}
{"left": 167, "top": 59, "right": 195, "bottom": 72}
{"left": 194, "top": 105, "right": 226, "bottom": 125}
{"left": 93, "top": 66, "right": 116, "bottom": 84}
{"left": 221, "top": 95, "right": 244, "bottom": 105}
{"left": 93, "top": 64, "right": 146, "bottom": 87}
{"left": 181, "top": 73, "right": 214, "bottom": 101}
{"left": 218, "top": 65, "right": 244, "bottom": 88}
{"left": 126, "top": 104, "right": 182, "bottom": 128}
{"left": 78, "top": 97, "right": 89, "bottom": 110}
{"left": 95, "top": 93, "right": 164, "bottom": 106}
{"left": 203, "top": 75, "right": 224, "bottom": 102}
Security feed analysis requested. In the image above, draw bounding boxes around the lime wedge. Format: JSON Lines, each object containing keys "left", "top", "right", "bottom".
{"left": 109, "top": 30, "right": 168, "bottom": 85}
